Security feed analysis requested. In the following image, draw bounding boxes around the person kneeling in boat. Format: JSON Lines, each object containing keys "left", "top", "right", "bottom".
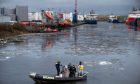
{"left": 68, "top": 63, "right": 77, "bottom": 77}
{"left": 72, "top": 65, "right": 76, "bottom": 77}
{"left": 78, "top": 61, "right": 84, "bottom": 76}
{"left": 61, "top": 65, "right": 70, "bottom": 77}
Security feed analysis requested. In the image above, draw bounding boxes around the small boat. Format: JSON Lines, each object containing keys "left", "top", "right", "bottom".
{"left": 29, "top": 72, "right": 87, "bottom": 83}
{"left": 108, "top": 14, "right": 119, "bottom": 23}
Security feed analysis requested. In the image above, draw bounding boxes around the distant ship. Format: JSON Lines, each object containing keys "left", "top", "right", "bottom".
{"left": 84, "top": 10, "right": 98, "bottom": 24}
{"left": 125, "top": 9, "right": 140, "bottom": 26}
{"left": 108, "top": 14, "right": 119, "bottom": 23}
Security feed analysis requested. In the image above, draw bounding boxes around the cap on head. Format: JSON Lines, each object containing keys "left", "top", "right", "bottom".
{"left": 57, "top": 61, "right": 60, "bottom": 63}
{"left": 79, "top": 61, "right": 82, "bottom": 65}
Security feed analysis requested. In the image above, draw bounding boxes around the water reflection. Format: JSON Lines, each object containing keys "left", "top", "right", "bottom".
{"left": 127, "top": 25, "right": 140, "bottom": 31}
{"left": 42, "top": 38, "right": 54, "bottom": 50}
{"left": 73, "top": 27, "right": 78, "bottom": 55}
{"left": 0, "top": 22, "right": 140, "bottom": 84}
{"left": 109, "top": 24, "right": 117, "bottom": 29}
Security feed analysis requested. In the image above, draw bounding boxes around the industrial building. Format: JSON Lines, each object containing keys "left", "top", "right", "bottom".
{"left": 16, "top": 6, "right": 28, "bottom": 21}
{"left": 0, "top": 5, "right": 84, "bottom": 23}
{"left": 0, "top": 6, "right": 28, "bottom": 23}
{"left": 0, "top": 16, "right": 11, "bottom": 23}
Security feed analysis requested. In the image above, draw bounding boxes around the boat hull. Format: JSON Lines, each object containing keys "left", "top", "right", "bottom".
{"left": 29, "top": 73, "right": 87, "bottom": 83}
{"left": 108, "top": 19, "right": 119, "bottom": 23}
{"left": 125, "top": 10, "right": 140, "bottom": 26}
{"left": 85, "top": 20, "right": 97, "bottom": 24}
{"left": 126, "top": 18, "right": 140, "bottom": 27}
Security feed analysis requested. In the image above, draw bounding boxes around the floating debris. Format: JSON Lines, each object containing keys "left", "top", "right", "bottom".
{"left": 98, "top": 61, "right": 112, "bottom": 65}
{"left": 0, "top": 39, "right": 7, "bottom": 46}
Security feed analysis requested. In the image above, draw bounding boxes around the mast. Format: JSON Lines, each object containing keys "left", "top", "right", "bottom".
{"left": 75, "top": 0, "right": 77, "bottom": 15}
{"left": 73, "top": 0, "right": 78, "bottom": 23}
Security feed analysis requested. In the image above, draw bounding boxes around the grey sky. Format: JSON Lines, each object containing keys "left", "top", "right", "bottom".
{"left": 0, "top": 0, "right": 140, "bottom": 15}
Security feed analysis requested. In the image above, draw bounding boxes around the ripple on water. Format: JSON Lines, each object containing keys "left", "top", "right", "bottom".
{"left": 0, "top": 56, "right": 11, "bottom": 61}
{"left": 0, "top": 51, "right": 26, "bottom": 61}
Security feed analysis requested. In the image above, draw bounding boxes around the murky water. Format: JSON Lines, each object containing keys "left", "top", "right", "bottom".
{"left": 0, "top": 22, "right": 140, "bottom": 84}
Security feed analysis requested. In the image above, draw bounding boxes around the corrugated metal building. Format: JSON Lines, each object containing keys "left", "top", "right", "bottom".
{"left": 9, "top": 14, "right": 16, "bottom": 21}
{"left": 0, "top": 16, "right": 11, "bottom": 23}
{"left": 4, "top": 8, "right": 15, "bottom": 15}
{"left": 16, "top": 6, "right": 28, "bottom": 21}
{"left": 0, "top": 8, "right": 5, "bottom": 15}
{"left": 0, "top": 6, "right": 28, "bottom": 22}
{"left": 0, "top": 8, "right": 15, "bottom": 15}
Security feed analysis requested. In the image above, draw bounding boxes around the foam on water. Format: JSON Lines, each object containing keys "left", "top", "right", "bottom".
{"left": 84, "top": 61, "right": 112, "bottom": 67}
{"left": 0, "top": 56, "right": 11, "bottom": 61}
{"left": 98, "top": 61, "right": 112, "bottom": 65}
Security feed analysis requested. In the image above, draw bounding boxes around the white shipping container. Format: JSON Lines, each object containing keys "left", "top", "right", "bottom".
{"left": 78, "top": 15, "right": 84, "bottom": 21}
{"left": 0, "top": 16, "right": 11, "bottom": 23}
{"left": 28, "top": 12, "right": 42, "bottom": 21}
{"left": 62, "top": 12, "right": 73, "bottom": 22}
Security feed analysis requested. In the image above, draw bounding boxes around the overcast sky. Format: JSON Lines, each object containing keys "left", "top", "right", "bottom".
{"left": 0, "top": 0, "right": 140, "bottom": 15}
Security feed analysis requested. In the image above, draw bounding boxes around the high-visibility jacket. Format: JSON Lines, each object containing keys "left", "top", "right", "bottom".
{"left": 79, "top": 65, "right": 84, "bottom": 71}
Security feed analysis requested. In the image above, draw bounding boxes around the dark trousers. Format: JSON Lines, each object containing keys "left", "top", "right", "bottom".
{"left": 69, "top": 72, "right": 75, "bottom": 77}
{"left": 57, "top": 68, "right": 60, "bottom": 76}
